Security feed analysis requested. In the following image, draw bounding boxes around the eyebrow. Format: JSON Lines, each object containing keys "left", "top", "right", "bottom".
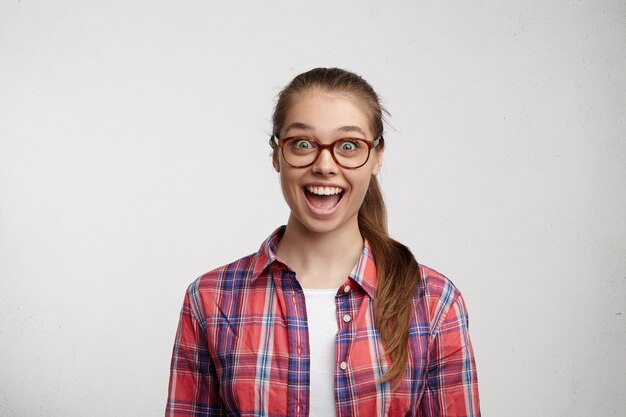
{"left": 284, "top": 123, "right": 367, "bottom": 137}
{"left": 337, "top": 125, "right": 367, "bottom": 137}
{"left": 284, "top": 122, "right": 314, "bottom": 135}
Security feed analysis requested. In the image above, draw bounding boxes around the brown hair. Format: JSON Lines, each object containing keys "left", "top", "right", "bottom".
{"left": 271, "top": 68, "right": 421, "bottom": 385}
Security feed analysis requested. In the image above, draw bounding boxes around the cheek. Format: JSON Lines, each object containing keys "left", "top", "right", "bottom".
{"left": 279, "top": 169, "right": 301, "bottom": 197}
{"left": 344, "top": 174, "right": 372, "bottom": 210}
{"left": 351, "top": 173, "right": 373, "bottom": 194}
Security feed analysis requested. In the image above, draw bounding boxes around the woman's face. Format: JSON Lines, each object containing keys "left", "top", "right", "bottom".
{"left": 275, "top": 89, "right": 383, "bottom": 236}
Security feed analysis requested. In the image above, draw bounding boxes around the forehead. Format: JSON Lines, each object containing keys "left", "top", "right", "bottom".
{"left": 282, "top": 90, "right": 374, "bottom": 137}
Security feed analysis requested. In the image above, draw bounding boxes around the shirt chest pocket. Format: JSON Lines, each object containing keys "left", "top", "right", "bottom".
{"left": 210, "top": 316, "right": 292, "bottom": 415}
{"left": 341, "top": 331, "right": 429, "bottom": 416}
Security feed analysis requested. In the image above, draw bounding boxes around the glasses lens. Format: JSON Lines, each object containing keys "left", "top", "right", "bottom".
{"left": 333, "top": 139, "right": 370, "bottom": 168}
{"left": 283, "top": 137, "right": 318, "bottom": 167}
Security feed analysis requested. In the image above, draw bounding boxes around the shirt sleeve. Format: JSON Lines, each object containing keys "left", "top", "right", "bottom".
{"left": 420, "top": 293, "right": 481, "bottom": 417}
{"left": 165, "top": 289, "right": 226, "bottom": 417}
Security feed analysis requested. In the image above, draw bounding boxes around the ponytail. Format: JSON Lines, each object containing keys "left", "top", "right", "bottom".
{"left": 358, "top": 176, "right": 421, "bottom": 386}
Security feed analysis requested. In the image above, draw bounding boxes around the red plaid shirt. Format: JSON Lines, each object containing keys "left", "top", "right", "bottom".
{"left": 166, "top": 227, "right": 480, "bottom": 416}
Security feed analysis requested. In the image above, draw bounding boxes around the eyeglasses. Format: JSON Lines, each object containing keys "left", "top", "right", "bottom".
{"left": 271, "top": 135, "right": 383, "bottom": 169}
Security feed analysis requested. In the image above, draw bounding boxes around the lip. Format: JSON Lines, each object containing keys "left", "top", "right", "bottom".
{"left": 303, "top": 182, "right": 346, "bottom": 191}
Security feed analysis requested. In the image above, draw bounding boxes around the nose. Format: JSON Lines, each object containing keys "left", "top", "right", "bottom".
{"left": 311, "top": 147, "right": 338, "bottom": 176}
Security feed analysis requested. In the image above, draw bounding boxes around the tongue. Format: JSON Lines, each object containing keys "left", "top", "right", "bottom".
{"left": 306, "top": 191, "right": 341, "bottom": 210}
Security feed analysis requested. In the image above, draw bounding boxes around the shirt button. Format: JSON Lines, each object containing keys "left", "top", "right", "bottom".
{"left": 344, "top": 285, "right": 350, "bottom": 293}
{"left": 340, "top": 361, "right": 348, "bottom": 370}
{"left": 296, "top": 345, "right": 303, "bottom": 356}
{"left": 343, "top": 314, "right": 351, "bottom": 323}
{"left": 295, "top": 404, "right": 301, "bottom": 414}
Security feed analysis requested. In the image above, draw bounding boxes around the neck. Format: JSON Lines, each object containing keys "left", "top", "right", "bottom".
{"left": 276, "top": 215, "right": 364, "bottom": 289}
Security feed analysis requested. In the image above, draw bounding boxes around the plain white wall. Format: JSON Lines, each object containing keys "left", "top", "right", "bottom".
{"left": 1, "top": 1, "right": 624, "bottom": 416}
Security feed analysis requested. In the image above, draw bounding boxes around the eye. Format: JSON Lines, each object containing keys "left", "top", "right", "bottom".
{"left": 338, "top": 139, "right": 359, "bottom": 152}
{"left": 291, "top": 138, "right": 315, "bottom": 150}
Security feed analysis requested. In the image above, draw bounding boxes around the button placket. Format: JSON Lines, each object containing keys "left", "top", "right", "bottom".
{"left": 284, "top": 285, "right": 307, "bottom": 417}
{"left": 336, "top": 286, "right": 353, "bottom": 381}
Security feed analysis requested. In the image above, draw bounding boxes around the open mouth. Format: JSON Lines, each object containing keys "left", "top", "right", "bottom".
{"left": 304, "top": 186, "right": 344, "bottom": 212}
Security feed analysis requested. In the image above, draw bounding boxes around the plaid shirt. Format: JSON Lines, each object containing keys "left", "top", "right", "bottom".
{"left": 166, "top": 227, "right": 480, "bottom": 416}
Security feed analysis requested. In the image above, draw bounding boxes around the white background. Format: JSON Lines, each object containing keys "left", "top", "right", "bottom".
{"left": 1, "top": 1, "right": 625, "bottom": 416}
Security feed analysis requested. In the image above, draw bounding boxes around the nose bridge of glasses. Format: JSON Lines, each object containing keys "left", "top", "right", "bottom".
{"left": 314, "top": 142, "right": 340, "bottom": 166}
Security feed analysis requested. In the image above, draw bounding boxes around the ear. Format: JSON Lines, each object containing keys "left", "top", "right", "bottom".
{"left": 371, "top": 148, "right": 384, "bottom": 176}
{"left": 272, "top": 151, "right": 280, "bottom": 172}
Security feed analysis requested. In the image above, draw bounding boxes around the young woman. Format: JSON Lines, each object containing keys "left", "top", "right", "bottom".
{"left": 166, "top": 68, "right": 480, "bottom": 416}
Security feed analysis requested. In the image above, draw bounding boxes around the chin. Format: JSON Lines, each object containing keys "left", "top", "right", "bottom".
{"left": 292, "top": 211, "right": 359, "bottom": 236}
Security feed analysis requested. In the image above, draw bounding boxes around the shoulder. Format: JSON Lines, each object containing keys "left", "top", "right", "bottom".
{"left": 182, "top": 226, "right": 284, "bottom": 320}
{"left": 189, "top": 252, "right": 259, "bottom": 298}
{"left": 191, "top": 252, "right": 258, "bottom": 294}
{"left": 184, "top": 252, "right": 259, "bottom": 319}
{"left": 417, "top": 264, "right": 461, "bottom": 304}
{"left": 414, "top": 264, "right": 467, "bottom": 331}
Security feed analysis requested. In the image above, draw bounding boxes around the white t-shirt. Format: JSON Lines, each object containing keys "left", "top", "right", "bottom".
{"left": 302, "top": 288, "right": 339, "bottom": 417}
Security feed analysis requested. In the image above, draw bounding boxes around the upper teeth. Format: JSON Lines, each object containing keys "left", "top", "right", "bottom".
{"left": 307, "top": 186, "right": 343, "bottom": 195}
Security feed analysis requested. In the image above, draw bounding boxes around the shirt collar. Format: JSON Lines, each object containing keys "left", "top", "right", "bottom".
{"left": 348, "top": 241, "right": 378, "bottom": 298}
{"left": 251, "top": 226, "right": 285, "bottom": 280}
{"left": 251, "top": 226, "right": 378, "bottom": 298}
